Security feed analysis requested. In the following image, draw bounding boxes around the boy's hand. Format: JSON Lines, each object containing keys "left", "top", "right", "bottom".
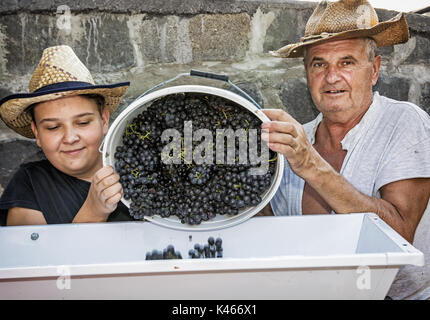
{"left": 76, "top": 166, "right": 122, "bottom": 222}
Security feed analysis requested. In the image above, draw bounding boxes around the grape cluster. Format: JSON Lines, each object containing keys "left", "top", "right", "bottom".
{"left": 114, "top": 93, "right": 277, "bottom": 224}
{"left": 188, "top": 236, "right": 223, "bottom": 259}
{"left": 144, "top": 237, "right": 224, "bottom": 260}
{"left": 146, "top": 244, "right": 182, "bottom": 260}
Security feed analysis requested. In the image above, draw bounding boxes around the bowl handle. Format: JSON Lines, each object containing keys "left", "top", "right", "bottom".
{"left": 132, "top": 70, "right": 263, "bottom": 110}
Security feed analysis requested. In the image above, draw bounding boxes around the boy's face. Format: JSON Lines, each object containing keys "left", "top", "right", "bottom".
{"left": 31, "top": 95, "right": 109, "bottom": 181}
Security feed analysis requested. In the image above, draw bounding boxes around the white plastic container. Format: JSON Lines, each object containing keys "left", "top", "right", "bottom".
{"left": 0, "top": 213, "right": 423, "bottom": 299}
{"left": 102, "top": 85, "right": 285, "bottom": 231}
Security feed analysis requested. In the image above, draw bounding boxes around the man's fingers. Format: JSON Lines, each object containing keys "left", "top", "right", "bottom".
{"left": 261, "top": 120, "right": 298, "bottom": 138}
{"left": 261, "top": 131, "right": 298, "bottom": 149}
{"left": 262, "top": 109, "right": 296, "bottom": 123}
{"left": 266, "top": 141, "right": 295, "bottom": 156}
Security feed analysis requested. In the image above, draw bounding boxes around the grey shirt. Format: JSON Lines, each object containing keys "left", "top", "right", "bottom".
{"left": 270, "top": 92, "right": 430, "bottom": 299}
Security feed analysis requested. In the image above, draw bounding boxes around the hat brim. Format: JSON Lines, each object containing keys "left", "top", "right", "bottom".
{"left": 270, "top": 12, "right": 409, "bottom": 58}
{"left": 0, "top": 82, "right": 130, "bottom": 139}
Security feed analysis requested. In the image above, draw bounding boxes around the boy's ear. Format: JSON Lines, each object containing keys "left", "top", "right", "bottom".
{"left": 31, "top": 121, "right": 41, "bottom": 147}
{"left": 102, "top": 109, "right": 110, "bottom": 135}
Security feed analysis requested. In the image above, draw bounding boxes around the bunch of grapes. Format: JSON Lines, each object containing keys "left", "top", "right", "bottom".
{"left": 145, "top": 244, "right": 182, "bottom": 260}
{"left": 114, "top": 92, "right": 277, "bottom": 225}
{"left": 188, "top": 236, "right": 223, "bottom": 259}
{"left": 144, "top": 237, "right": 224, "bottom": 260}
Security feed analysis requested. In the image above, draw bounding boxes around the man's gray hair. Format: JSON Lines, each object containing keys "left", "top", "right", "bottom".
{"left": 303, "top": 37, "right": 378, "bottom": 63}
{"left": 364, "top": 37, "right": 377, "bottom": 61}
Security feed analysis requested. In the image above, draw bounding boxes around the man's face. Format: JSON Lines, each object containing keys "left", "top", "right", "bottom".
{"left": 304, "top": 38, "right": 381, "bottom": 122}
{"left": 31, "top": 95, "right": 109, "bottom": 181}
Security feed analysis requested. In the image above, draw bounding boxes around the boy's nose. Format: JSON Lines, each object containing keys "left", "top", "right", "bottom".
{"left": 63, "top": 126, "right": 79, "bottom": 144}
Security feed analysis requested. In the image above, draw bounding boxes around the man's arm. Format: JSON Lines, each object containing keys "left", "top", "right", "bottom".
{"left": 300, "top": 156, "right": 429, "bottom": 242}
{"left": 261, "top": 109, "right": 430, "bottom": 243}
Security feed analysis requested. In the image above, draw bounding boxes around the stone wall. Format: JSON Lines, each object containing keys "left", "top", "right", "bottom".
{"left": 0, "top": 0, "right": 429, "bottom": 191}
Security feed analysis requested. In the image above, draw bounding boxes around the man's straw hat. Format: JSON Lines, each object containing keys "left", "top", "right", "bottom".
{"left": 270, "top": 0, "right": 410, "bottom": 58}
{"left": 0, "top": 45, "right": 130, "bottom": 138}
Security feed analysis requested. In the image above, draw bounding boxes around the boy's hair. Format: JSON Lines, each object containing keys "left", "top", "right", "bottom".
{"left": 28, "top": 94, "right": 105, "bottom": 124}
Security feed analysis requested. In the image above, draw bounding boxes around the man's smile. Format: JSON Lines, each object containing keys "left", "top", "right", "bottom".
{"left": 323, "top": 89, "right": 347, "bottom": 95}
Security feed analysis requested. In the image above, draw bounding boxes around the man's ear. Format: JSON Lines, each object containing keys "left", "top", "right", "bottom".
{"left": 371, "top": 55, "right": 382, "bottom": 86}
{"left": 30, "top": 121, "right": 41, "bottom": 147}
{"left": 102, "top": 108, "right": 110, "bottom": 135}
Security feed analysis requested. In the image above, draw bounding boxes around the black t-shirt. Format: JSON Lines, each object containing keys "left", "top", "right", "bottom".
{"left": 0, "top": 160, "right": 134, "bottom": 226}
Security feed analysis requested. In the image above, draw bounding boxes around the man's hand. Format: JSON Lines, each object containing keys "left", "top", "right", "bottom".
{"left": 261, "top": 109, "right": 321, "bottom": 179}
{"left": 74, "top": 166, "right": 122, "bottom": 223}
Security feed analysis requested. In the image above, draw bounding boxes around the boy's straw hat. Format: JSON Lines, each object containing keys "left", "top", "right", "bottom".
{"left": 0, "top": 45, "right": 130, "bottom": 138}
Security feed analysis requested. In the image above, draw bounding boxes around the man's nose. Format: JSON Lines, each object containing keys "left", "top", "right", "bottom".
{"left": 325, "top": 65, "right": 342, "bottom": 84}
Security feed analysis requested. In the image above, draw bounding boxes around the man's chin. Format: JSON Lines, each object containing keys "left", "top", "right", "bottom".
{"left": 318, "top": 104, "right": 346, "bottom": 114}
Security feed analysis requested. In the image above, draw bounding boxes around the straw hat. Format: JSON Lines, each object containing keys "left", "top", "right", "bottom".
{"left": 270, "top": 0, "right": 410, "bottom": 58}
{"left": 0, "top": 45, "right": 130, "bottom": 138}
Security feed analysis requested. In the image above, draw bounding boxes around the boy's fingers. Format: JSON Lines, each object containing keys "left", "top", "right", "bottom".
{"left": 93, "top": 166, "right": 115, "bottom": 185}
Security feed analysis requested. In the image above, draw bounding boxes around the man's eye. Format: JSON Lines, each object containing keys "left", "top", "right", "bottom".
{"left": 78, "top": 121, "right": 90, "bottom": 126}
{"left": 312, "top": 62, "right": 324, "bottom": 68}
{"left": 46, "top": 126, "right": 59, "bottom": 131}
{"left": 342, "top": 61, "right": 353, "bottom": 66}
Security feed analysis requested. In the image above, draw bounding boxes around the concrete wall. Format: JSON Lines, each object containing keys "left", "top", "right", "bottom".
{"left": 0, "top": 0, "right": 429, "bottom": 191}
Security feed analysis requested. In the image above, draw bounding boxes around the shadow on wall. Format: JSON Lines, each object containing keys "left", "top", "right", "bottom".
{"left": 0, "top": 140, "right": 45, "bottom": 192}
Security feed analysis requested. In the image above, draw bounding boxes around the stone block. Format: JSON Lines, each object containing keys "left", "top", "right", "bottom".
{"left": 0, "top": 0, "right": 261, "bottom": 15}
{"left": 404, "top": 33, "right": 430, "bottom": 65}
{"left": 137, "top": 15, "right": 192, "bottom": 64}
{"left": 0, "top": 87, "right": 11, "bottom": 101}
{"left": 374, "top": 74, "right": 410, "bottom": 102}
{"left": 277, "top": 78, "right": 319, "bottom": 124}
{"left": 0, "top": 13, "right": 134, "bottom": 76}
{"left": 405, "top": 12, "right": 430, "bottom": 34}
{"left": 188, "top": 13, "right": 251, "bottom": 61}
{"left": 229, "top": 81, "right": 264, "bottom": 108}
{"left": 72, "top": 14, "right": 134, "bottom": 73}
{"left": 262, "top": 6, "right": 314, "bottom": 53}
{"left": 0, "top": 14, "right": 54, "bottom": 76}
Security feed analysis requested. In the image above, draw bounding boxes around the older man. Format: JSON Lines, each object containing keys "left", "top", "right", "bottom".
{"left": 261, "top": 0, "right": 430, "bottom": 300}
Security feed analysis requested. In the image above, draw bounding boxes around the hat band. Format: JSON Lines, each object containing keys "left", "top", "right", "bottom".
{"left": 302, "top": 32, "right": 336, "bottom": 42}
{"left": 33, "top": 81, "right": 94, "bottom": 94}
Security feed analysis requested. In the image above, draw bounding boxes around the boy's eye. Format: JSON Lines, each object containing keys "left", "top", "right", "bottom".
{"left": 46, "top": 126, "right": 59, "bottom": 131}
{"left": 78, "top": 121, "right": 90, "bottom": 125}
